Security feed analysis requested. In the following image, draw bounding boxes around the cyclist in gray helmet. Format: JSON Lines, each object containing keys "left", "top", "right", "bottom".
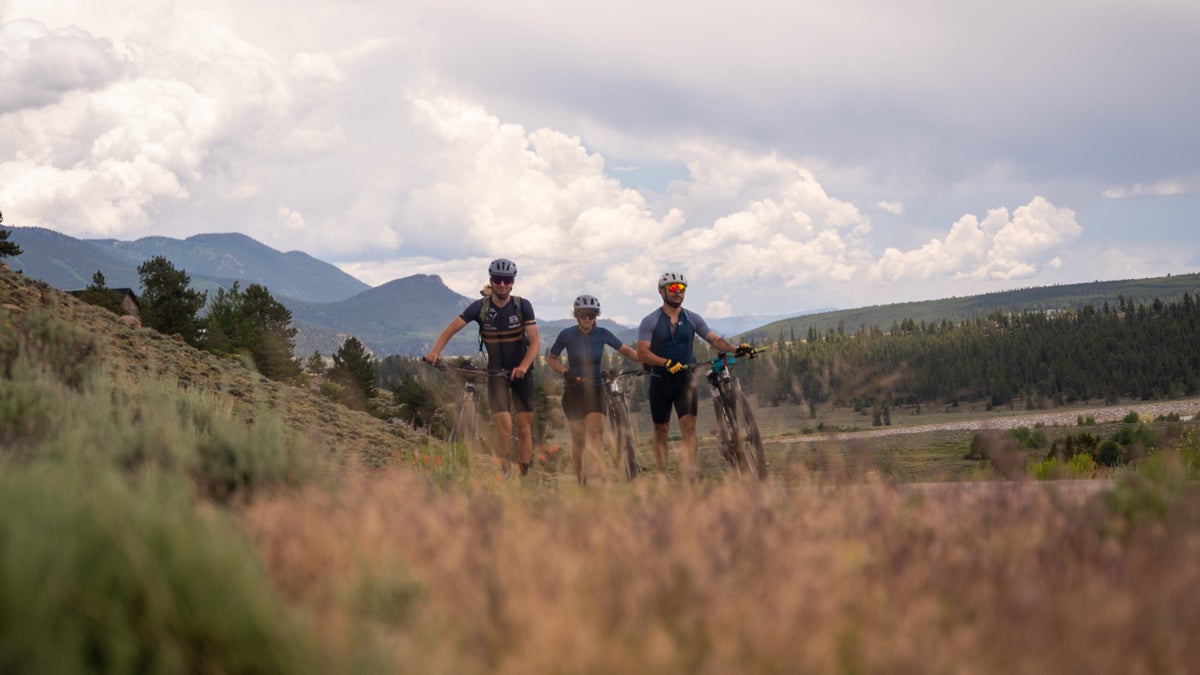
{"left": 546, "top": 294, "right": 639, "bottom": 484}
{"left": 636, "top": 272, "right": 750, "bottom": 481}
{"left": 425, "top": 257, "right": 540, "bottom": 476}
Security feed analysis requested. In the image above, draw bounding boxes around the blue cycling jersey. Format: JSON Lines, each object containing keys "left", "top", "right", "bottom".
{"left": 549, "top": 326, "right": 626, "bottom": 379}
{"left": 636, "top": 308, "right": 712, "bottom": 377}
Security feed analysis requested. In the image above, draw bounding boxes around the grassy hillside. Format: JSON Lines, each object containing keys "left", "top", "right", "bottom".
{"left": 0, "top": 266, "right": 422, "bottom": 468}
{"left": 4, "top": 265, "right": 1200, "bottom": 673}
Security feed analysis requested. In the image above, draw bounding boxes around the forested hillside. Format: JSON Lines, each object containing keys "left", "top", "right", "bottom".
{"left": 746, "top": 272, "right": 1200, "bottom": 344}
{"left": 737, "top": 294, "right": 1200, "bottom": 414}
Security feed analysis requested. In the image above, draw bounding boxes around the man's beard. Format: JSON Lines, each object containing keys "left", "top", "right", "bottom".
{"left": 665, "top": 298, "right": 682, "bottom": 309}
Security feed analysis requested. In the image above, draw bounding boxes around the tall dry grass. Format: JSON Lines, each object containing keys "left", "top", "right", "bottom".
{"left": 244, "top": 466, "right": 1200, "bottom": 675}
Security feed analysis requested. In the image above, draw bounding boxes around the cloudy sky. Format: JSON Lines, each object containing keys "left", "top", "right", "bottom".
{"left": 2, "top": 0, "right": 1197, "bottom": 325}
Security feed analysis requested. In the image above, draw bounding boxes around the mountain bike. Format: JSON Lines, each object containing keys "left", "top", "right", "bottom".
{"left": 432, "top": 359, "right": 528, "bottom": 474}
{"left": 597, "top": 369, "right": 644, "bottom": 481}
{"left": 703, "top": 348, "right": 768, "bottom": 480}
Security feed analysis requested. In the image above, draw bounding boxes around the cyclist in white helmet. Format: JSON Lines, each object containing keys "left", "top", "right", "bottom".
{"left": 546, "top": 294, "right": 640, "bottom": 484}
{"left": 636, "top": 272, "right": 748, "bottom": 481}
{"left": 425, "top": 258, "right": 540, "bottom": 476}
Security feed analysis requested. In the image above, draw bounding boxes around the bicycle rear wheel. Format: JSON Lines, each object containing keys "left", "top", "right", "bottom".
{"left": 730, "top": 381, "right": 767, "bottom": 480}
{"left": 608, "top": 394, "right": 639, "bottom": 480}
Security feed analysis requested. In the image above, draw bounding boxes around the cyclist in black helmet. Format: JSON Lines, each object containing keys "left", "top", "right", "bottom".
{"left": 546, "top": 294, "right": 640, "bottom": 484}
{"left": 425, "top": 258, "right": 540, "bottom": 476}
{"left": 636, "top": 272, "right": 747, "bottom": 481}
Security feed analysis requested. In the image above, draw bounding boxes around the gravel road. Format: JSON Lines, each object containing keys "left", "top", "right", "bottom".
{"left": 784, "top": 398, "right": 1200, "bottom": 444}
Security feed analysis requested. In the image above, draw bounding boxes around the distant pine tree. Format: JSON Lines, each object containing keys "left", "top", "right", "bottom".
{"left": 77, "top": 271, "right": 125, "bottom": 315}
{"left": 331, "top": 336, "right": 376, "bottom": 412}
{"left": 0, "top": 211, "right": 23, "bottom": 259}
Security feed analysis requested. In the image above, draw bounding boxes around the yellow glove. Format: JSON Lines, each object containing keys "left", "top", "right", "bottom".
{"left": 663, "top": 359, "right": 685, "bottom": 374}
{"left": 735, "top": 343, "right": 754, "bottom": 357}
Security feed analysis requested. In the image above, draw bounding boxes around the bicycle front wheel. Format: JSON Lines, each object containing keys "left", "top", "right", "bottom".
{"left": 450, "top": 388, "right": 479, "bottom": 454}
{"left": 730, "top": 381, "right": 767, "bottom": 480}
{"left": 609, "top": 394, "right": 639, "bottom": 480}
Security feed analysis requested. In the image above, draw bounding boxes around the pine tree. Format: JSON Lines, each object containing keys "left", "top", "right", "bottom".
{"left": 330, "top": 336, "right": 376, "bottom": 411}
{"left": 77, "top": 271, "right": 124, "bottom": 315}
{"left": 137, "top": 256, "right": 207, "bottom": 345}
{"left": 0, "top": 211, "right": 23, "bottom": 259}
{"left": 203, "top": 282, "right": 300, "bottom": 382}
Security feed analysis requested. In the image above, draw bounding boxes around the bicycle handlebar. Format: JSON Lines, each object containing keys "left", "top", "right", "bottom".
{"left": 706, "top": 346, "right": 769, "bottom": 371}
{"left": 569, "top": 368, "right": 645, "bottom": 385}
{"left": 429, "top": 359, "right": 511, "bottom": 378}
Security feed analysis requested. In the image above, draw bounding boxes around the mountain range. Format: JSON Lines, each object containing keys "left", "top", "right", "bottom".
{"left": 6, "top": 225, "right": 1198, "bottom": 358}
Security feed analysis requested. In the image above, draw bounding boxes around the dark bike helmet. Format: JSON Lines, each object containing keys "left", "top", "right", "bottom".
{"left": 488, "top": 258, "right": 517, "bottom": 277}
{"left": 573, "top": 294, "right": 601, "bottom": 313}
{"left": 658, "top": 272, "right": 687, "bottom": 290}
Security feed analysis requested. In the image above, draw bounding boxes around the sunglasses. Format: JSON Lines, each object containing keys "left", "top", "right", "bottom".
{"left": 664, "top": 283, "right": 686, "bottom": 293}
{"left": 576, "top": 311, "right": 598, "bottom": 320}
{"left": 490, "top": 276, "right": 514, "bottom": 286}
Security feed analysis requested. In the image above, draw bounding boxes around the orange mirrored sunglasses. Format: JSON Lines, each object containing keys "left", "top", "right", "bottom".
{"left": 665, "top": 283, "right": 687, "bottom": 293}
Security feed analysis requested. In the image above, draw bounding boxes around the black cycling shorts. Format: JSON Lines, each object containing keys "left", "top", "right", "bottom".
{"left": 647, "top": 371, "right": 697, "bottom": 424}
{"left": 561, "top": 380, "right": 604, "bottom": 421}
{"left": 487, "top": 371, "right": 535, "bottom": 415}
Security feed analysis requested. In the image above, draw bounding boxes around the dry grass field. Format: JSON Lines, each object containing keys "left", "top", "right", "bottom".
{"left": 4, "top": 266, "right": 1200, "bottom": 674}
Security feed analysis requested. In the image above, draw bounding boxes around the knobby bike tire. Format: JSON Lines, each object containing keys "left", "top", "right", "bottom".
{"left": 713, "top": 383, "right": 741, "bottom": 474}
{"left": 731, "top": 380, "right": 767, "bottom": 480}
{"left": 450, "top": 387, "right": 479, "bottom": 454}
{"left": 609, "top": 393, "right": 639, "bottom": 480}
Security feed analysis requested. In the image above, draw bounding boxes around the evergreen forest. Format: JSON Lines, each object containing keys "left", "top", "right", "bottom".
{"left": 741, "top": 293, "right": 1200, "bottom": 415}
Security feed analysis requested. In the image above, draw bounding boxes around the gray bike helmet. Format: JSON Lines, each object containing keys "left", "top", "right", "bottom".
{"left": 573, "top": 294, "right": 601, "bottom": 313}
{"left": 658, "top": 272, "right": 687, "bottom": 289}
{"left": 488, "top": 258, "right": 517, "bottom": 277}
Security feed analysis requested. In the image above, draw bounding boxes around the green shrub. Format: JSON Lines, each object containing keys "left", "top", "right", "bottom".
{"left": 1067, "top": 452, "right": 1098, "bottom": 477}
{"left": 21, "top": 310, "right": 99, "bottom": 389}
{"left": 0, "top": 359, "right": 60, "bottom": 451}
{"left": 0, "top": 466, "right": 316, "bottom": 674}
{"left": 1011, "top": 425, "right": 1048, "bottom": 450}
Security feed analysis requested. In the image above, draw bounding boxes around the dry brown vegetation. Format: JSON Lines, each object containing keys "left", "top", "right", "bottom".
{"left": 5, "top": 267, "right": 1200, "bottom": 674}
{"left": 244, "top": 471, "right": 1200, "bottom": 674}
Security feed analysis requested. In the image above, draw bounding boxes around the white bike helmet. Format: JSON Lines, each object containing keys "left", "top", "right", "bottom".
{"left": 658, "top": 272, "right": 687, "bottom": 290}
{"left": 573, "top": 294, "right": 601, "bottom": 314}
{"left": 488, "top": 258, "right": 517, "bottom": 277}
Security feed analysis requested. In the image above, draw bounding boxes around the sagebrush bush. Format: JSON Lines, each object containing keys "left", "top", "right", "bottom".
{"left": 0, "top": 465, "right": 316, "bottom": 675}
{"left": 3, "top": 314, "right": 321, "bottom": 501}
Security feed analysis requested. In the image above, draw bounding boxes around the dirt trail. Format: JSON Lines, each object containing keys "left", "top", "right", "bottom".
{"left": 782, "top": 398, "right": 1200, "bottom": 444}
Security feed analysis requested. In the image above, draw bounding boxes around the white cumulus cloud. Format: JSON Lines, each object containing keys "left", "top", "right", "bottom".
{"left": 875, "top": 196, "right": 1082, "bottom": 282}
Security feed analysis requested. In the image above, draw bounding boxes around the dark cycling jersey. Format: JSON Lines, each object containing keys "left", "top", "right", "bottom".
{"left": 636, "top": 308, "right": 712, "bottom": 377}
{"left": 548, "top": 326, "right": 626, "bottom": 379}
{"left": 459, "top": 296, "right": 536, "bottom": 372}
